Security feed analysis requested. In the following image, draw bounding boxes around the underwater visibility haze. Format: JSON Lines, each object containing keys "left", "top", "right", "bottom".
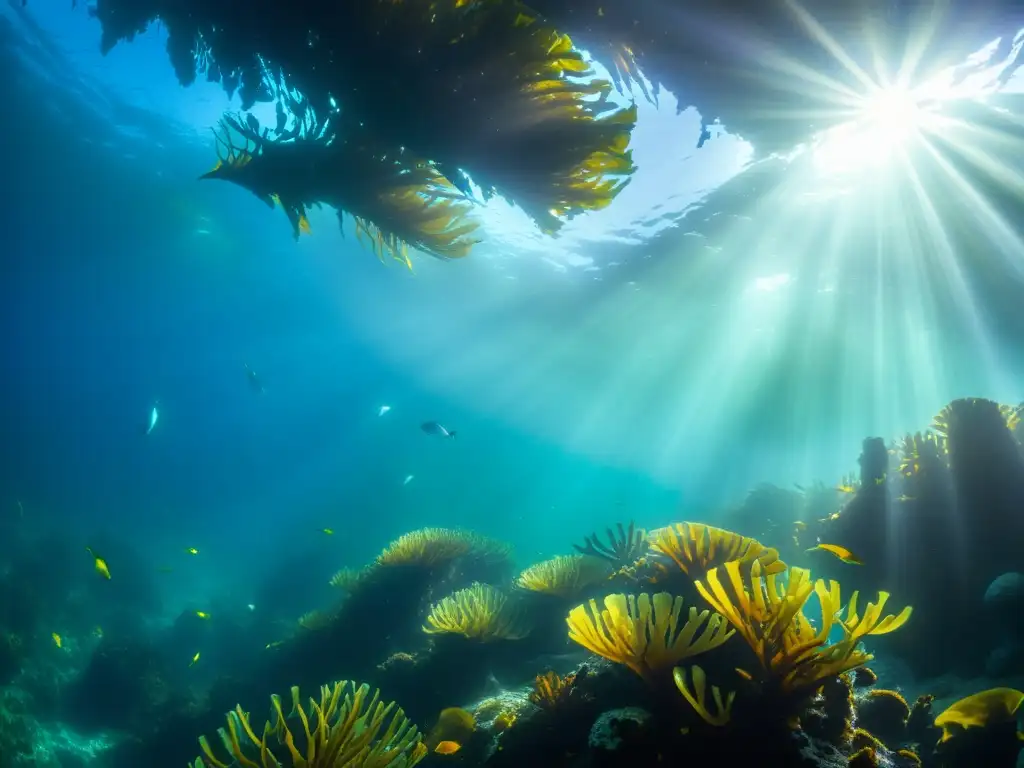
{"left": 3, "top": 0, "right": 1024, "bottom": 766}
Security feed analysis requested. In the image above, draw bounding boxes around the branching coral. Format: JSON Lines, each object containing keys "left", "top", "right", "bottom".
{"left": 377, "top": 528, "right": 511, "bottom": 568}
{"left": 423, "top": 583, "right": 530, "bottom": 641}
{"left": 649, "top": 522, "right": 785, "bottom": 579}
{"left": 573, "top": 521, "right": 649, "bottom": 567}
{"left": 566, "top": 592, "right": 734, "bottom": 681}
{"left": 694, "top": 560, "right": 912, "bottom": 698}
{"left": 192, "top": 681, "right": 426, "bottom": 768}
{"left": 516, "top": 554, "right": 610, "bottom": 598}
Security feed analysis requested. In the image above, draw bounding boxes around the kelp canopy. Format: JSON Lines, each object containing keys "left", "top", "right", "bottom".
{"left": 88, "top": 0, "right": 1024, "bottom": 165}
{"left": 91, "top": 0, "right": 638, "bottom": 239}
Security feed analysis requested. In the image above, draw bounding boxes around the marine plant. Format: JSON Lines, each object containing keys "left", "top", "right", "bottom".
{"left": 516, "top": 554, "right": 610, "bottom": 598}
{"left": 529, "top": 670, "right": 577, "bottom": 710}
{"left": 201, "top": 113, "right": 480, "bottom": 266}
{"left": 693, "top": 560, "right": 912, "bottom": 701}
{"left": 649, "top": 522, "right": 786, "bottom": 579}
{"left": 191, "top": 681, "right": 426, "bottom": 767}
{"left": 573, "top": 521, "right": 649, "bottom": 568}
{"left": 423, "top": 583, "right": 531, "bottom": 641}
{"left": 893, "top": 431, "right": 947, "bottom": 478}
{"left": 377, "top": 528, "right": 511, "bottom": 569}
{"left": 566, "top": 592, "right": 734, "bottom": 681}
{"left": 672, "top": 664, "right": 736, "bottom": 726}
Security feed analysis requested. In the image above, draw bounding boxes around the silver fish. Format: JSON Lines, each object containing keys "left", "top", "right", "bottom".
{"left": 421, "top": 421, "right": 456, "bottom": 439}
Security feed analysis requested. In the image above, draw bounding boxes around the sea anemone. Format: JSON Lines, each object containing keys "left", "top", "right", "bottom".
{"left": 423, "top": 583, "right": 530, "bottom": 641}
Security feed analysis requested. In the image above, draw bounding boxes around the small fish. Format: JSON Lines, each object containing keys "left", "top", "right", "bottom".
{"left": 321, "top": 528, "right": 334, "bottom": 536}
{"left": 818, "top": 511, "right": 842, "bottom": 523}
{"left": 247, "top": 603, "right": 256, "bottom": 612}
{"left": 195, "top": 611, "right": 210, "bottom": 620}
{"left": 189, "top": 652, "right": 201, "bottom": 667}
{"left": 836, "top": 483, "right": 857, "bottom": 494}
{"left": 793, "top": 521, "right": 807, "bottom": 530}
{"left": 244, "top": 363, "right": 265, "bottom": 394}
{"left": 806, "top": 543, "right": 863, "bottom": 565}
{"left": 378, "top": 405, "right": 391, "bottom": 417}
{"left": 898, "top": 494, "right": 916, "bottom": 502}
{"left": 52, "top": 633, "right": 62, "bottom": 648}
{"left": 86, "top": 547, "right": 111, "bottom": 579}
{"left": 265, "top": 640, "right": 283, "bottom": 650}
{"left": 403, "top": 474, "right": 414, "bottom": 485}
{"left": 145, "top": 404, "right": 159, "bottom": 436}
{"left": 434, "top": 741, "right": 462, "bottom": 755}
{"left": 93, "top": 626, "right": 103, "bottom": 638}
{"left": 421, "top": 421, "right": 457, "bottom": 439}
{"left": 185, "top": 547, "right": 199, "bottom": 556}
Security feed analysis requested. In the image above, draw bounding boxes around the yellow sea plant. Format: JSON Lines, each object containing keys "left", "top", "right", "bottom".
{"left": 423, "top": 583, "right": 530, "bottom": 641}
{"left": 933, "top": 687, "right": 1024, "bottom": 742}
{"left": 376, "top": 528, "right": 511, "bottom": 568}
{"left": 649, "top": 522, "right": 786, "bottom": 579}
{"left": 516, "top": 554, "right": 610, "bottom": 598}
{"left": 673, "top": 664, "right": 736, "bottom": 726}
{"left": 695, "top": 560, "right": 912, "bottom": 697}
{"left": 191, "top": 680, "right": 426, "bottom": 768}
{"left": 566, "top": 592, "right": 734, "bottom": 681}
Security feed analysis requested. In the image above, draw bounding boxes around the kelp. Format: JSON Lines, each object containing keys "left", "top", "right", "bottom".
{"left": 94, "top": 0, "right": 637, "bottom": 236}
{"left": 200, "top": 112, "right": 480, "bottom": 266}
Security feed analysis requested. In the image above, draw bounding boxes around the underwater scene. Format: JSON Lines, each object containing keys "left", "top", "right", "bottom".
{"left": 4, "top": 0, "right": 1024, "bottom": 766}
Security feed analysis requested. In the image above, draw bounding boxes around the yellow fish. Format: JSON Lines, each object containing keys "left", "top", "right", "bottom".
{"left": 836, "top": 484, "right": 857, "bottom": 494}
{"left": 195, "top": 611, "right": 210, "bottom": 620}
{"left": 52, "top": 633, "right": 62, "bottom": 648}
{"left": 434, "top": 741, "right": 462, "bottom": 755}
{"left": 806, "top": 543, "right": 863, "bottom": 566}
{"left": 185, "top": 547, "right": 199, "bottom": 556}
{"left": 189, "top": 652, "right": 201, "bottom": 667}
{"left": 86, "top": 547, "right": 111, "bottom": 579}
{"left": 818, "top": 511, "right": 842, "bottom": 523}
{"left": 321, "top": 528, "right": 334, "bottom": 536}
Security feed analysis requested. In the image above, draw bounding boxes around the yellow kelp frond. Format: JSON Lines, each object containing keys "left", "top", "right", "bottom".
{"left": 573, "top": 521, "right": 649, "bottom": 567}
{"left": 347, "top": 167, "right": 481, "bottom": 267}
{"left": 192, "top": 680, "right": 426, "bottom": 768}
{"left": 695, "top": 561, "right": 912, "bottom": 697}
{"left": 200, "top": 111, "right": 481, "bottom": 265}
{"left": 529, "top": 670, "right": 577, "bottom": 709}
{"left": 673, "top": 665, "right": 735, "bottom": 726}
{"left": 423, "top": 583, "right": 531, "bottom": 641}
{"left": 931, "top": 398, "right": 1021, "bottom": 441}
{"left": 933, "top": 688, "right": 1024, "bottom": 742}
{"left": 516, "top": 554, "right": 610, "bottom": 598}
{"left": 377, "top": 528, "right": 511, "bottom": 568}
{"left": 566, "top": 592, "right": 734, "bottom": 681}
{"left": 894, "top": 431, "right": 947, "bottom": 477}
{"left": 649, "top": 522, "right": 786, "bottom": 579}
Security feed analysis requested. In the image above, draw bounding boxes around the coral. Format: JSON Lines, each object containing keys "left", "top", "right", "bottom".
{"left": 587, "top": 707, "right": 652, "bottom": 752}
{"left": 516, "top": 555, "right": 610, "bottom": 598}
{"left": 672, "top": 665, "right": 735, "bottom": 725}
{"left": 851, "top": 667, "right": 878, "bottom": 687}
{"left": 423, "top": 583, "right": 530, "bottom": 641}
{"left": 856, "top": 689, "right": 909, "bottom": 747}
{"left": 695, "top": 560, "right": 912, "bottom": 698}
{"left": 566, "top": 592, "right": 733, "bottom": 681}
{"left": 192, "top": 681, "right": 426, "bottom": 768}
{"left": 573, "top": 522, "right": 648, "bottom": 568}
{"left": 649, "top": 522, "right": 786, "bottom": 578}
{"left": 377, "top": 528, "right": 511, "bottom": 569}
{"left": 906, "top": 694, "right": 939, "bottom": 745}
